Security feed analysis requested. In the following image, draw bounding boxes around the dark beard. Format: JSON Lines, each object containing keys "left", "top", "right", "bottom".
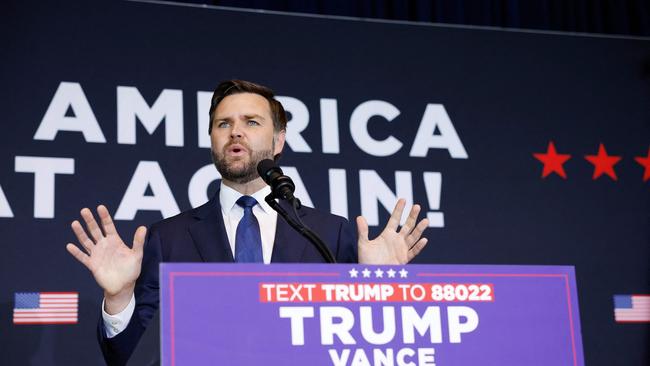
{"left": 212, "top": 148, "right": 274, "bottom": 184}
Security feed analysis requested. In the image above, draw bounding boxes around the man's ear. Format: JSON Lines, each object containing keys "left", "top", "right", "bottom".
{"left": 274, "top": 130, "right": 286, "bottom": 155}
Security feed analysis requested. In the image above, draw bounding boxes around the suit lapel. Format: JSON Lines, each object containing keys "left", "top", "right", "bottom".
{"left": 188, "top": 190, "right": 311, "bottom": 263}
{"left": 188, "top": 189, "right": 234, "bottom": 263}
{"left": 271, "top": 200, "right": 309, "bottom": 263}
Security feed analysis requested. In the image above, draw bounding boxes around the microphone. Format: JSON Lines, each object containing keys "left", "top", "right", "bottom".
{"left": 257, "top": 159, "right": 335, "bottom": 263}
{"left": 257, "top": 159, "right": 296, "bottom": 201}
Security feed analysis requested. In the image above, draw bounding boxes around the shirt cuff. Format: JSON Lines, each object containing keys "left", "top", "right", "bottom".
{"left": 101, "top": 294, "right": 136, "bottom": 338}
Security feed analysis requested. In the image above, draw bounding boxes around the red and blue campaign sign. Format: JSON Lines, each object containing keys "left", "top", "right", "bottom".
{"left": 161, "top": 263, "right": 584, "bottom": 366}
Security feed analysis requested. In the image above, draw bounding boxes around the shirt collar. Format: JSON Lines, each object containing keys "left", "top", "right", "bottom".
{"left": 219, "top": 182, "right": 274, "bottom": 214}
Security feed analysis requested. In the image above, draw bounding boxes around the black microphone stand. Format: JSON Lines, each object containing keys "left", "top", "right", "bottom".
{"left": 264, "top": 193, "right": 336, "bottom": 263}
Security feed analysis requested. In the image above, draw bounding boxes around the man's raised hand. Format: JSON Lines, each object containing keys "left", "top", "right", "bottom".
{"left": 357, "top": 199, "right": 429, "bottom": 265}
{"left": 66, "top": 205, "right": 147, "bottom": 314}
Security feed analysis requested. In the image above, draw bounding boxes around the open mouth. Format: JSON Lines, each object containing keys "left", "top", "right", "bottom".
{"left": 226, "top": 144, "right": 248, "bottom": 156}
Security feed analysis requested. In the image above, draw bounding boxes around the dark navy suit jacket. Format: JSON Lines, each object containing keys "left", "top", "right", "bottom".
{"left": 98, "top": 190, "right": 357, "bottom": 365}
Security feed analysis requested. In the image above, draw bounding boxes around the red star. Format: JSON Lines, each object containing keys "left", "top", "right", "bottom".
{"left": 584, "top": 143, "right": 621, "bottom": 180}
{"left": 533, "top": 141, "right": 571, "bottom": 179}
{"left": 634, "top": 147, "right": 650, "bottom": 182}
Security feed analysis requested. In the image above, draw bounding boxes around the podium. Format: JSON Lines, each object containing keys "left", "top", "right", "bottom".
{"left": 148, "top": 263, "right": 584, "bottom": 366}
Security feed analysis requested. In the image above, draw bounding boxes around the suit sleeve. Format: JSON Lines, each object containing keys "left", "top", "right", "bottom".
{"left": 97, "top": 225, "right": 163, "bottom": 366}
{"left": 335, "top": 217, "right": 358, "bottom": 263}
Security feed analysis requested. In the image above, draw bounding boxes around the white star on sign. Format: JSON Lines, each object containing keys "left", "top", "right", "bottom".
{"left": 387, "top": 269, "right": 396, "bottom": 278}
{"left": 374, "top": 268, "right": 384, "bottom": 278}
{"left": 349, "top": 268, "right": 359, "bottom": 278}
{"left": 399, "top": 269, "right": 408, "bottom": 278}
{"left": 362, "top": 268, "right": 371, "bottom": 278}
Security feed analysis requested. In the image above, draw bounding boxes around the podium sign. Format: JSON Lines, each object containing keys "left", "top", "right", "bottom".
{"left": 161, "top": 263, "right": 584, "bottom": 366}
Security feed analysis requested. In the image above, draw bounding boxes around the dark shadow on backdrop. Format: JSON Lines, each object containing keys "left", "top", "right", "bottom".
{"left": 171, "top": 0, "right": 650, "bottom": 37}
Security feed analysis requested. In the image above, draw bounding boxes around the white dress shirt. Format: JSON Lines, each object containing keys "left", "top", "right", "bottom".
{"left": 102, "top": 182, "right": 277, "bottom": 338}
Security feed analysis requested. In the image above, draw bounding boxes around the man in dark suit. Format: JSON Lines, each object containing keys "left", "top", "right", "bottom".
{"left": 66, "top": 80, "right": 429, "bottom": 365}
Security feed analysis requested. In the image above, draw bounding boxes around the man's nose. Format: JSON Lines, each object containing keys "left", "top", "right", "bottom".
{"left": 230, "top": 121, "right": 243, "bottom": 138}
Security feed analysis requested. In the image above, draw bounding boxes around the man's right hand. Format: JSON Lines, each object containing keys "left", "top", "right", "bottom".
{"left": 66, "top": 205, "right": 147, "bottom": 315}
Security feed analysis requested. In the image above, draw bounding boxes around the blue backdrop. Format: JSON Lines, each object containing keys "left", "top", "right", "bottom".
{"left": 1, "top": 0, "right": 648, "bottom": 364}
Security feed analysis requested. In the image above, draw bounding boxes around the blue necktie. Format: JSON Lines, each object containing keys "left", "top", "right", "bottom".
{"left": 235, "top": 196, "right": 263, "bottom": 263}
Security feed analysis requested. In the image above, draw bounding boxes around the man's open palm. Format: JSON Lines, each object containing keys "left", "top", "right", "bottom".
{"left": 357, "top": 199, "right": 429, "bottom": 265}
{"left": 66, "top": 205, "right": 146, "bottom": 298}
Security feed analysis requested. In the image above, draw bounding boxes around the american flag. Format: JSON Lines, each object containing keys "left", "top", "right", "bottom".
{"left": 13, "top": 292, "right": 78, "bottom": 325}
{"left": 614, "top": 294, "right": 650, "bottom": 323}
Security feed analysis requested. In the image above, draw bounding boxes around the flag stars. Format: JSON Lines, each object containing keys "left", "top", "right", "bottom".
{"left": 399, "top": 269, "right": 409, "bottom": 278}
{"left": 374, "top": 268, "right": 384, "bottom": 278}
{"left": 386, "top": 269, "right": 396, "bottom": 278}
{"left": 362, "top": 268, "right": 371, "bottom": 278}
{"left": 348, "top": 268, "right": 359, "bottom": 278}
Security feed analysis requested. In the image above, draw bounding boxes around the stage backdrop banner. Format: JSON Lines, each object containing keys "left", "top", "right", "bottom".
{"left": 1, "top": 0, "right": 648, "bottom": 364}
{"left": 161, "top": 263, "right": 584, "bottom": 366}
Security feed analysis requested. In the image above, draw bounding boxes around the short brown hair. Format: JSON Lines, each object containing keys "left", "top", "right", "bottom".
{"left": 208, "top": 79, "right": 288, "bottom": 134}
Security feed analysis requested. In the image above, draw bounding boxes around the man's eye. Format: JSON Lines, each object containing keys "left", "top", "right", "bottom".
{"left": 217, "top": 121, "right": 230, "bottom": 128}
{"left": 247, "top": 120, "right": 260, "bottom": 126}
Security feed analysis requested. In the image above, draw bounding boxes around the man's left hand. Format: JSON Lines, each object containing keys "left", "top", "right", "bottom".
{"left": 357, "top": 199, "right": 429, "bottom": 265}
